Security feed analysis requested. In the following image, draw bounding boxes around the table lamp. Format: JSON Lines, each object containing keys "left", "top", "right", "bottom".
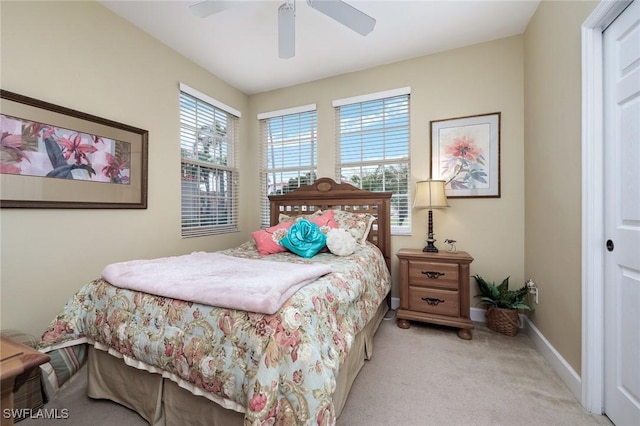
{"left": 414, "top": 179, "right": 449, "bottom": 252}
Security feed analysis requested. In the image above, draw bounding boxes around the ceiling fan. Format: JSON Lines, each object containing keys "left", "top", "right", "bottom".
{"left": 190, "top": 0, "right": 376, "bottom": 59}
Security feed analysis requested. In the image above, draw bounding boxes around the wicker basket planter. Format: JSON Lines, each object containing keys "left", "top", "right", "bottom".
{"left": 486, "top": 306, "right": 521, "bottom": 336}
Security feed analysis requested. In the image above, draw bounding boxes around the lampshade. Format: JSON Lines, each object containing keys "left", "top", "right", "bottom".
{"left": 413, "top": 180, "right": 449, "bottom": 209}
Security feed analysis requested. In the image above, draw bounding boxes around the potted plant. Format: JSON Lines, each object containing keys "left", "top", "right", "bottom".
{"left": 473, "top": 274, "right": 531, "bottom": 336}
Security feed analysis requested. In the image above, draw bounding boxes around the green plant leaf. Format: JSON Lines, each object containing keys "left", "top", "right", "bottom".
{"left": 473, "top": 274, "right": 493, "bottom": 297}
{"left": 497, "top": 276, "right": 510, "bottom": 294}
{"left": 514, "top": 285, "right": 528, "bottom": 300}
{"left": 474, "top": 275, "right": 533, "bottom": 310}
{"left": 477, "top": 297, "right": 498, "bottom": 307}
{"left": 512, "top": 303, "right": 532, "bottom": 311}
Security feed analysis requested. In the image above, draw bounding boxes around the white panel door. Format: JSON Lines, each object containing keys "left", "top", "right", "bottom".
{"left": 604, "top": 1, "right": 640, "bottom": 425}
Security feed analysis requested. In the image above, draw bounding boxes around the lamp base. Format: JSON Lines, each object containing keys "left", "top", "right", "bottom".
{"left": 423, "top": 209, "right": 439, "bottom": 252}
{"left": 422, "top": 240, "right": 439, "bottom": 253}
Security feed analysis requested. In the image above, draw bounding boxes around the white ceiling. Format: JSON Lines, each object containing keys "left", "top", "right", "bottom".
{"left": 99, "top": 0, "right": 540, "bottom": 95}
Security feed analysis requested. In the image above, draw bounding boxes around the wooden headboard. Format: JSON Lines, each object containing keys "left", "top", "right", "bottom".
{"left": 268, "top": 177, "right": 392, "bottom": 270}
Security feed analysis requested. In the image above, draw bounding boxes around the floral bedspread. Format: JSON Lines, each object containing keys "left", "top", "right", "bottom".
{"left": 38, "top": 241, "right": 391, "bottom": 425}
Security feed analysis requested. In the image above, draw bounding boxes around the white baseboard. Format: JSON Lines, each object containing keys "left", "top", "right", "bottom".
{"left": 390, "top": 297, "right": 400, "bottom": 310}
{"left": 396, "top": 305, "right": 522, "bottom": 326}
{"left": 523, "top": 316, "right": 582, "bottom": 401}
{"left": 470, "top": 307, "right": 489, "bottom": 324}
{"left": 470, "top": 307, "right": 529, "bottom": 327}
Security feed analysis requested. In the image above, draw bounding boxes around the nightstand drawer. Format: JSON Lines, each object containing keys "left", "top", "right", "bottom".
{"left": 408, "top": 287, "right": 460, "bottom": 317}
{"left": 408, "top": 261, "right": 459, "bottom": 290}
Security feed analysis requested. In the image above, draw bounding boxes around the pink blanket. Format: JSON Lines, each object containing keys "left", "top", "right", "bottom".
{"left": 101, "top": 252, "right": 332, "bottom": 314}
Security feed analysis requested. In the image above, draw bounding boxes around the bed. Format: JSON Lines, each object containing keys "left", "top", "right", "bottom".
{"left": 37, "top": 178, "right": 392, "bottom": 426}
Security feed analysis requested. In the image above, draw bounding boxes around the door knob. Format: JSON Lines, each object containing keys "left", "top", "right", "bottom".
{"left": 606, "top": 239, "right": 614, "bottom": 252}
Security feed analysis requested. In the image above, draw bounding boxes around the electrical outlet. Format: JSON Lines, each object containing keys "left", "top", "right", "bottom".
{"left": 526, "top": 279, "right": 539, "bottom": 304}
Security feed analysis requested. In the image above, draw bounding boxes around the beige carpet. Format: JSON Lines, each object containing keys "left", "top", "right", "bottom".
{"left": 20, "top": 316, "right": 611, "bottom": 426}
{"left": 338, "top": 316, "right": 611, "bottom": 426}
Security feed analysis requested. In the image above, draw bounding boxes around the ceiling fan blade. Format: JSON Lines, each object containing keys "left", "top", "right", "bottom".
{"left": 278, "top": 2, "right": 295, "bottom": 59}
{"left": 190, "top": 1, "right": 239, "bottom": 18}
{"left": 306, "top": 0, "right": 375, "bottom": 36}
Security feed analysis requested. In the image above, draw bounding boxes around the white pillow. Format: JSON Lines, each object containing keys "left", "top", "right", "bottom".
{"left": 326, "top": 228, "right": 357, "bottom": 256}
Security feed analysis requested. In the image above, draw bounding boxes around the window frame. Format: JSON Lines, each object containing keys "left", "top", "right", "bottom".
{"left": 179, "top": 83, "right": 240, "bottom": 237}
{"left": 258, "top": 105, "right": 318, "bottom": 228}
{"left": 333, "top": 88, "right": 411, "bottom": 235}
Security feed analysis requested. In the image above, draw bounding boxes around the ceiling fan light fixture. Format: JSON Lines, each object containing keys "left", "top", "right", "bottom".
{"left": 191, "top": 0, "right": 376, "bottom": 60}
{"left": 190, "top": 0, "right": 241, "bottom": 18}
{"left": 278, "top": 1, "right": 296, "bottom": 59}
{"left": 306, "top": 0, "right": 376, "bottom": 36}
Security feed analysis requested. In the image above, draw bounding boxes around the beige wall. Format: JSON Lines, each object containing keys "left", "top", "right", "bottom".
{"left": 0, "top": 1, "right": 251, "bottom": 337}
{"left": 523, "top": 0, "right": 598, "bottom": 373}
{"left": 249, "top": 36, "right": 526, "bottom": 302}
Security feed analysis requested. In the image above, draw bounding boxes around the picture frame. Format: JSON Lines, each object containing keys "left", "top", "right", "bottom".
{"left": 430, "top": 112, "right": 501, "bottom": 198}
{"left": 1, "top": 90, "right": 148, "bottom": 208}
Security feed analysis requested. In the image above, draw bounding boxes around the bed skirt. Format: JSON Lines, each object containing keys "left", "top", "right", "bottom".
{"left": 86, "top": 301, "right": 389, "bottom": 425}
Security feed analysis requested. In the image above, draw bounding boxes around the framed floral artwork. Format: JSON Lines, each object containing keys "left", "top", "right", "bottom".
{"left": 0, "top": 90, "right": 148, "bottom": 208}
{"left": 430, "top": 112, "right": 500, "bottom": 198}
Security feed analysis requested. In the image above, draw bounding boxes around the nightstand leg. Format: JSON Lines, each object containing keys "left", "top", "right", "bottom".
{"left": 397, "top": 319, "right": 410, "bottom": 329}
{"left": 457, "top": 328, "right": 472, "bottom": 340}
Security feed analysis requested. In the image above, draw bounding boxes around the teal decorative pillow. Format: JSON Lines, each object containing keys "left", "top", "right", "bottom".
{"left": 280, "top": 219, "right": 327, "bottom": 258}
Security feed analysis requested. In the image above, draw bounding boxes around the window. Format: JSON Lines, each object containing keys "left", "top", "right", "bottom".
{"left": 258, "top": 105, "right": 318, "bottom": 228}
{"left": 179, "top": 84, "right": 240, "bottom": 237}
{"left": 334, "top": 88, "right": 411, "bottom": 234}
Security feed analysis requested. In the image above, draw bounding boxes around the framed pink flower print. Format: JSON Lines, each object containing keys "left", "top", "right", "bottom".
{"left": 430, "top": 112, "right": 500, "bottom": 198}
{"left": 1, "top": 90, "right": 148, "bottom": 208}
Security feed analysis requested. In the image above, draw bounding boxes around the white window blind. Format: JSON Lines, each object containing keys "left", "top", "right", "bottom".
{"left": 259, "top": 108, "right": 318, "bottom": 228}
{"left": 180, "top": 89, "right": 239, "bottom": 237}
{"left": 335, "top": 93, "right": 411, "bottom": 235}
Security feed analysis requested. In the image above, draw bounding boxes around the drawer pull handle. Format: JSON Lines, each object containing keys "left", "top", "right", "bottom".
{"left": 422, "top": 297, "right": 445, "bottom": 306}
{"left": 422, "top": 271, "right": 445, "bottom": 279}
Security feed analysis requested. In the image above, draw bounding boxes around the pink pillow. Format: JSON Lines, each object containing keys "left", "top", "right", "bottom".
{"left": 309, "top": 210, "right": 338, "bottom": 233}
{"left": 252, "top": 221, "right": 293, "bottom": 255}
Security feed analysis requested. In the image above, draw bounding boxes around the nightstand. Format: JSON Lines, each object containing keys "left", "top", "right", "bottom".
{"left": 1, "top": 335, "right": 50, "bottom": 425}
{"left": 396, "top": 248, "right": 474, "bottom": 340}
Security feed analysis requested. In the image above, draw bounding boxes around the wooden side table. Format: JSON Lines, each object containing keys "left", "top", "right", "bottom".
{"left": 0, "top": 336, "right": 50, "bottom": 426}
{"left": 396, "top": 248, "right": 474, "bottom": 339}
